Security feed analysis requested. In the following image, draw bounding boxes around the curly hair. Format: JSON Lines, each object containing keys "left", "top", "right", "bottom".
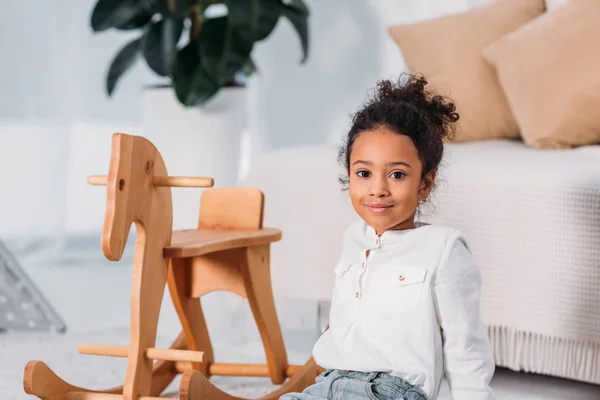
{"left": 338, "top": 73, "right": 459, "bottom": 190}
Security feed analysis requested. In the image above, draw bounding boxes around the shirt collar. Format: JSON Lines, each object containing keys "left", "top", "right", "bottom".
{"left": 363, "top": 221, "right": 428, "bottom": 247}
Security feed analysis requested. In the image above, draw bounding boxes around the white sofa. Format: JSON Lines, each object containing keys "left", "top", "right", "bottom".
{"left": 241, "top": 139, "right": 600, "bottom": 385}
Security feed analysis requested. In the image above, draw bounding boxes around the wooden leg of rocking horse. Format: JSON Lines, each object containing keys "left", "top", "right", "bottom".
{"left": 168, "top": 257, "right": 214, "bottom": 375}
{"left": 242, "top": 245, "right": 288, "bottom": 385}
{"left": 122, "top": 231, "right": 170, "bottom": 400}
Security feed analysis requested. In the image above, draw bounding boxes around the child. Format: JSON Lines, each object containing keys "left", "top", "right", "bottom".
{"left": 281, "top": 74, "right": 495, "bottom": 400}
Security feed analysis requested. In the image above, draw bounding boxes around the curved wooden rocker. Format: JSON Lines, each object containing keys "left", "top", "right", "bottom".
{"left": 23, "top": 133, "right": 323, "bottom": 400}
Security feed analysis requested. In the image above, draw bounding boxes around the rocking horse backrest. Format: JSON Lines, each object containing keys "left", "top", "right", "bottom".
{"left": 101, "top": 133, "right": 173, "bottom": 261}
{"left": 198, "top": 188, "right": 264, "bottom": 230}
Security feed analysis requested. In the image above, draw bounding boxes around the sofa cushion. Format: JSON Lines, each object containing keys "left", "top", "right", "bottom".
{"left": 387, "top": 0, "right": 545, "bottom": 143}
{"left": 483, "top": 0, "right": 600, "bottom": 149}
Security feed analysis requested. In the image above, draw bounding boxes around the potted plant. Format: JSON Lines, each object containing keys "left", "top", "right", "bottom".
{"left": 92, "top": 0, "right": 309, "bottom": 105}
{"left": 89, "top": 0, "right": 310, "bottom": 221}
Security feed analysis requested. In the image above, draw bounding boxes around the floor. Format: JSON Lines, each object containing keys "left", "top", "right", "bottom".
{"left": 2, "top": 237, "right": 600, "bottom": 399}
{"left": 3, "top": 326, "right": 600, "bottom": 400}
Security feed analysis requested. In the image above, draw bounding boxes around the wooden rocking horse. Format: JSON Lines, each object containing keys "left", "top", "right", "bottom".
{"left": 23, "top": 133, "right": 323, "bottom": 399}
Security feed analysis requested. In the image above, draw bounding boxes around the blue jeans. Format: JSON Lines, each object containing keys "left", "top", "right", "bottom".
{"left": 280, "top": 369, "right": 427, "bottom": 400}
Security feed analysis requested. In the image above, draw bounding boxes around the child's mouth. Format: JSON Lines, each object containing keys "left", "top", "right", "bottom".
{"left": 365, "top": 204, "right": 393, "bottom": 214}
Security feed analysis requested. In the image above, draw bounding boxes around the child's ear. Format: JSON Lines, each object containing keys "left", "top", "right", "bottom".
{"left": 419, "top": 169, "right": 436, "bottom": 200}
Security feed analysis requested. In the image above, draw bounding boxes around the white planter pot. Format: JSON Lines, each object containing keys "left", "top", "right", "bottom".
{"left": 141, "top": 86, "right": 248, "bottom": 230}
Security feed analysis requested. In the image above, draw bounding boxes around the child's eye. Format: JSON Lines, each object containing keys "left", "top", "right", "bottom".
{"left": 356, "top": 170, "right": 370, "bottom": 178}
{"left": 391, "top": 171, "right": 405, "bottom": 179}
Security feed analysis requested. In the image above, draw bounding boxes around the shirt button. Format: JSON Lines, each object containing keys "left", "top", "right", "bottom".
{"left": 355, "top": 292, "right": 359, "bottom": 298}
{"left": 376, "top": 238, "right": 380, "bottom": 246}
{"left": 361, "top": 262, "right": 365, "bottom": 268}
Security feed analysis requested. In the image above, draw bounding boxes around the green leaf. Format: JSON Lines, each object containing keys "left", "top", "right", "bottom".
{"left": 91, "top": 0, "right": 147, "bottom": 31}
{"left": 172, "top": 16, "right": 254, "bottom": 106}
{"left": 280, "top": 0, "right": 309, "bottom": 63}
{"left": 150, "top": 0, "right": 196, "bottom": 16}
{"left": 223, "top": 0, "right": 281, "bottom": 42}
{"left": 115, "top": 12, "right": 153, "bottom": 30}
{"left": 173, "top": 41, "right": 221, "bottom": 106}
{"left": 197, "top": 16, "right": 254, "bottom": 85}
{"left": 106, "top": 38, "right": 142, "bottom": 96}
{"left": 142, "top": 17, "right": 184, "bottom": 76}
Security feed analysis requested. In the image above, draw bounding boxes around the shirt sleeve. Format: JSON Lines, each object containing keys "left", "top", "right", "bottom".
{"left": 432, "top": 233, "right": 496, "bottom": 400}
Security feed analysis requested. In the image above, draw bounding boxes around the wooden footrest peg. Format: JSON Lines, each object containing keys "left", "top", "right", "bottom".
{"left": 174, "top": 362, "right": 301, "bottom": 377}
{"left": 78, "top": 344, "right": 204, "bottom": 363}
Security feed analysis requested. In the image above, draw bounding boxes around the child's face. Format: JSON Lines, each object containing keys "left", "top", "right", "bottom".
{"left": 348, "top": 127, "right": 435, "bottom": 235}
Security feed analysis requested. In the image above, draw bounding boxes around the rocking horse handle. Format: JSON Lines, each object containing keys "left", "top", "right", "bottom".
{"left": 87, "top": 175, "right": 214, "bottom": 188}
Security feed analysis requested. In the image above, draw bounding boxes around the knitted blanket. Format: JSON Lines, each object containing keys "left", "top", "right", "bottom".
{"left": 428, "top": 140, "right": 600, "bottom": 384}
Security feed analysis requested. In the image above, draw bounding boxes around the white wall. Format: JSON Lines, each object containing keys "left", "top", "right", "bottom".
{"left": 0, "top": 0, "right": 472, "bottom": 238}
{"left": 0, "top": 0, "right": 471, "bottom": 339}
{"left": 0, "top": 1, "right": 157, "bottom": 123}
{"left": 63, "top": 0, "right": 464, "bottom": 235}
{"left": 249, "top": 0, "right": 470, "bottom": 149}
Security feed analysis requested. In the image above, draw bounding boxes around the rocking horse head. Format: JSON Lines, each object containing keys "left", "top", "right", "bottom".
{"left": 96, "top": 133, "right": 173, "bottom": 261}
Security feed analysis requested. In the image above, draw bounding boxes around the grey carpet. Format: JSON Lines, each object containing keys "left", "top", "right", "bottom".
{"left": 0, "top": 327, "right": 280, "bottom": 399}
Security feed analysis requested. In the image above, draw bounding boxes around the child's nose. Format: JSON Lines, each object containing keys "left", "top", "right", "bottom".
{"left": 369, "top": 176, "right": 390, "bottom": 197}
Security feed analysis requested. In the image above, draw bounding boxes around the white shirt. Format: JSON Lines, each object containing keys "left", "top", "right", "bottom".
{"left": 312, "top": 220, "right": 495, "bottom": 400}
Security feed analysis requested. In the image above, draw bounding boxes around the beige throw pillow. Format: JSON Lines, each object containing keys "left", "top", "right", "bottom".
{"left": 388, "top": 0, "right": 545, "bottom": 143}
{"left": 483, "top": 0, "right": 600, "bottom": 149}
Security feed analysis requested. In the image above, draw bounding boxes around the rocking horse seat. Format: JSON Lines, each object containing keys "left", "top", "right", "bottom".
{"left": 166, "top": 228, "right": 282, "bottom": 258}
